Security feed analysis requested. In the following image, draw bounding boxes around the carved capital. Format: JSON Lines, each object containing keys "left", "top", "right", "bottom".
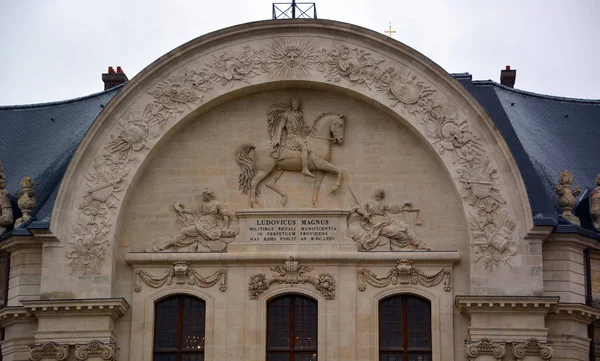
{"left": 28, "top": 342, "right": 69, "bottom": 361}
{"left": 249, "top": 256, "right": 336, "bottom": 300}
{"left": 357, "top": 259, "right": 451, "bottom": 291}
{"left": 465, "top": 338, "right": 506, "bottom": 361}
{"left": 134, "top": 262, "right": 227, "bottom": 292}
{"left": 512, "top": 338, "right": 553, "bottom": 360}
{"left": 74, "top": 340, "right": 117, "bottom": 361}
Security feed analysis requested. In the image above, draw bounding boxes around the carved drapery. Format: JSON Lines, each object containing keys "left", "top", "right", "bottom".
{"left": 64, "top": 35, "right": 519, "bottom": 274}
{"left": 512, "top": 338, "right": 553, "bottom": 360}
{"left": 74, "top": 340, "right": 117, "bottom": 361}
{"left": 134, "top": 261, "right": 227, "bottom": 292}
{"left": 357, "top": 259, "right": 451, "bottom": 292}
{"left": 465, "top": 338, "right": 506, "bottom": 361}
{"left": 248, "top": 257, "right": 336, "bottom": 300}
{"left": 29, "top": 342, "right": 69, "bottom": 361}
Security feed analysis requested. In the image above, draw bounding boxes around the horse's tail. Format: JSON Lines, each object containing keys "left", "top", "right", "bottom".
{"left": 235, "top": 143, "right": 259, "bottom": 196}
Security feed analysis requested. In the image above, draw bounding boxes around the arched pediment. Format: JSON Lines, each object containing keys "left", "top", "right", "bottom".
{"left": 50, "top": 19, "right": 532, "bottom": 298}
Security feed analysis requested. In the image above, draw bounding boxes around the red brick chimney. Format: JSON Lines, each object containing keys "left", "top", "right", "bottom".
{"left": 500, "top": 65, "right": 516, "bottom": 88}
{"left": 102, "top": 66, "right": 129, "bottom": 90}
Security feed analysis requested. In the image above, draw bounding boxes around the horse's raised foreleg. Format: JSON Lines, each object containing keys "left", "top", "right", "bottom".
{"left": 265, "top": 169, "right": 288, "bottom": 206}
{"left": 249, "top": 169, "right": 270, "bottom": 208}
{"left": 311, "top": 171, "right": 326, "bottom": 207}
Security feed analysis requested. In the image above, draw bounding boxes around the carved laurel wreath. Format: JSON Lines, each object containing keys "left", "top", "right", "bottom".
{"left": 67, "top": 37, "right": 517, "bottom": 274}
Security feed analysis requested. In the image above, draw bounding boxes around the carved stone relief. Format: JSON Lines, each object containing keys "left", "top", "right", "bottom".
{"left": 465, "top": 338, "right": 506, "bottom": 361}
{"left": 248, "top": 257, "right": 335, "bottom": 300}
{"left": 590, "top": 173, "right": 600, "bottom": 230}
{"left": 74, "top": 340, "right": 117, "bottom": 361}
{"left": 555, "top": 170, "right": 582, "bottom": 225}
{"left": 512, "top": 338, "right": 553, "bottom": 360}
{"left": 470, "top": 210, "right": 517, "bottom": 271}
{"left": 0, "top": 162, "right": 13, "bottom": 233}
{"left": 357, "top": 260, "right": 451, "bottom": 292}
{"left": 134, "top": 261, "right": 227, "bottom": 292}
{"left": 29, "top": 341, "right": 69, "bottom": 361}
{"left": 346, "top": 187, "right": 427, "bottom": 251}
{"left": 150, "top": 188, "right": 238, "bottom": 252}
{"left": 66, "top": 36, "right": 519, "bottom": 274}
{"left": 236, "top": 98, "right": 346, "bottom": 207}
{"left": 15, "top": 176, "right": 35, "bottom": 227}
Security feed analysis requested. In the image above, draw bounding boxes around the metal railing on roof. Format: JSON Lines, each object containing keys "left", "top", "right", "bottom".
{"left": 272, "top": 1, "right": 317, "bottom": 19}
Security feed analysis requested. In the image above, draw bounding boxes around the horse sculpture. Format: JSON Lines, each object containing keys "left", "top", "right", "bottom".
{"left": 236, "top": 112, "right": 346, "bottom": 207}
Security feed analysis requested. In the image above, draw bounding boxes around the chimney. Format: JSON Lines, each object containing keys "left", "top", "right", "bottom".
{"left": 102, "top": 66, "right": 129, "bottom": 90}
{"left": 500, "top": 65, "right": 516, "bottom": 88}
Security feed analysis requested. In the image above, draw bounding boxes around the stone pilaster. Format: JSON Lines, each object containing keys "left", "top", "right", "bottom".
{"left": 546, "top": 304, "right": 600, "bottom": 361}
{"left": 0, "top": 308, "right": 36, "bottom": 361}
{"left": 0, "top": 237, "right": 43, "bottom": 307}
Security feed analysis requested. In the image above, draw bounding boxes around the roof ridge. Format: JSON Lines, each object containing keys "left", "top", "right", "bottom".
{"left": 472, "top": 80, "right": 600, "bottom": 104}
{"left": 0, "top": 83, "right": 125, "bottom": 110}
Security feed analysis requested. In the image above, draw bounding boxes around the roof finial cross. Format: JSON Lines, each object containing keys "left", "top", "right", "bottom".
{"left": 384, "top": 22, "right": 396, "bottom": 38}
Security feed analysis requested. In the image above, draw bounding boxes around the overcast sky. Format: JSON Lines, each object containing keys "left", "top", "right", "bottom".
{"left": 1, "top": 0, "right": 598, "bottom": 105}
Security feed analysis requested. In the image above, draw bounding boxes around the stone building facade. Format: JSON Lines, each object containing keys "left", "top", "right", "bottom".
{"left": 1, "top": 19, "right": 600, "bottom": 361}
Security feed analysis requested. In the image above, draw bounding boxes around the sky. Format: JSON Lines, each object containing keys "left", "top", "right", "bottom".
{"left": 1, "top": 0, "right": 599, "bottom": 105}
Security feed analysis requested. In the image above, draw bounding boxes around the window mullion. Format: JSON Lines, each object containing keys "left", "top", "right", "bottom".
{"left": 178, "top": 295, "right": 184, "bottom": 361}
{"left": 403, "top": 296, "right": 408, "bottom": 360}
{"left": 291, "top": 295, "right": 296, "bottom": 359}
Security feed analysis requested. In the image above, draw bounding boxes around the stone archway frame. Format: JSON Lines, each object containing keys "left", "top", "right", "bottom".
{"left": 51, "top": 20, "right": 532, "bottom": 296}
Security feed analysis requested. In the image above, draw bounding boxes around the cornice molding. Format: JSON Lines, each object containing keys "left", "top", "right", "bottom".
{"left": 21, "top": 298, "right": 129, "bottom": 320}
{"left": 456, "top": 296, "right": 559, "bottom": 315}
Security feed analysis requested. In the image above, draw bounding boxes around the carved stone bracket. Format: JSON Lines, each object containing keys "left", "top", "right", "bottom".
{"left": 74, "top": 340, "right": 117, "bottom": 361}
{"left": 134, "top": 261, "right": 227, "bottom": 292}
{"left": 465, "top": 338, "right": 506, "bottom": 361}
{"left": 357, "top": 259, "right": 451, "bottom": 292}
{"left": 29, "top": 342, "right": 69, "bottom": 361}
{"left": 512, "top": 338, "right": 553, "bottom": 360}
{"left": 248, "top": 256, "right": 336, "bottom": 300}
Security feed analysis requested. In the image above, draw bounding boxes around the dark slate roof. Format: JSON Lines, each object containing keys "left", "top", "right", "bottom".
{"left": 453, "top": 73, "right": 600, "bottom": 230}
{"left": 0, "top": 85, "right": 123, "bottom": 235}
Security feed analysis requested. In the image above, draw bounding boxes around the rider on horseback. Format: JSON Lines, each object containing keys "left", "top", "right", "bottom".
{"left": 267, "top": 97, "right": 315, "bottom": 178}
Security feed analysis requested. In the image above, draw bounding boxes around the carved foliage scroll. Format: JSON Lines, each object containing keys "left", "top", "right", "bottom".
{"left": 134, "top": 261, "right": 227, "bottom": 292}
{"left": 74, "top": 340, "right": 117, "bottom": 361}
{"left": 29, "top": 342, "right": 69, "bottom": 361}
{"left": 248, "top": 257, "right": 336, "bottom": 300}
{"left": 512, "top": 338, "right": 553, "bottom": 360}
{"left": 465, "top": 338, "right": 506, "bottom": 361}
{"left": 357, "top": 260, "right": 451, "bottom": 292}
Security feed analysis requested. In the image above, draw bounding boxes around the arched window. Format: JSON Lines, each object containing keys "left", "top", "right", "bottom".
{"left": 154, "top": 295, "right": 205, "bottom": 361}
{"left": 379, "top": 295, "right": 432, "bottom": 361}
{"left": 267, "top": 294, "right": 318, "bottom": 361}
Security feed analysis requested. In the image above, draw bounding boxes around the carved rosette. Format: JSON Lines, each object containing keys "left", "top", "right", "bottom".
{"left": 465, "top": 338, "right": 506, "bottom": 361}
{"left": 134, "top": 261, "right": 227, "bottom": 292}
{"left": 357, "top": 260, "right": 451, "bottom": 292}
{"left": 66, "top": 36, "right": 519, "bottom": 274}
{"left": 512, "top": 338, "right": 553, "bottom": 360}
{"left": 248, "top": 257, "right": 336, "bottom": 300}
{"left": 74, "top": 340, "right": 116, "bottom": 361}
{"left": 29, "top": 342, "right": 69, "bottom": 361}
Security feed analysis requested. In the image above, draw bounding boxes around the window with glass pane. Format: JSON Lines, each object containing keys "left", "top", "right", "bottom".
{"left": 379, "top": 295, "right": 432, "bottom": 361}
{"left": 267, "top": 294, "right": 318, "bottom": 361}
{"left": 154, "top": 295, "right": 205, "bottom": 361}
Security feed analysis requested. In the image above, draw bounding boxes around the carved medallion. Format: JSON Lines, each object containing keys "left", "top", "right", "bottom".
{"left": 267, "top": 38, "right": 317, "bottom": 79}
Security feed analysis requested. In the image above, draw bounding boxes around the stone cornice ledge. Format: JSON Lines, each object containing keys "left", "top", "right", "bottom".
{"left": 0, "top": 306, "right": 34, "bottom": 327}
{"left": 456, "top": 296, "right": 560, "bottom": 315}
{"left": 126, "top": 251, "right": 460, "bottom": 267}
{"left": 21, "top": 298, "right": 129, "bottom": 319}
{"left": 549, "top": 303, "right": 600, "bottom": 322}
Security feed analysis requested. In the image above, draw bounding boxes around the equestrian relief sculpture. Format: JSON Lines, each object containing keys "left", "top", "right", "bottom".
{"left": 151, "top": 188, "right": 239, "bottom": 252}
{"left": 347, "top": 187, "right": 428, "bottom": 250}
{"left": 236, "top": 97, "right": 346, "bottom": 207}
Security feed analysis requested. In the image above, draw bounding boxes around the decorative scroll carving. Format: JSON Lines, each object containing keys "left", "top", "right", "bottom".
{"left": 74, "top": 340, "right": 116, "bottom": 361}
{"left": 150, "top": 188, "right": 238, "bottom": 252}
{"left": 267, "top": 38, "right": 317, "bottom": 79}
{"left": 0, "top": 162, "right": 13, "bottom": 233}
{"left": 357, "top": 260, "right": 451, "bottom": 292}
{"left": 29, "top": 342, "right": 69, "bottom": 361}
{"left": 236, "top": 101, "right": 346, "bottom": 207}
{"left": 207, "top": 46, "right": 267, "bottom": 86}
{"left": 134, "top": 261, "right": 227, "bottom": 292}
{"left": 465, "top": 338, "right": 506, "bottom": 361}
{"left": 591, "top": 173, "right": 600, "bottom": 231}
{"left": 15, "top": 176, "right": 35, "bottom": 227}
{"left": 317, "top": 46, "right": 384, "bottom": 87}
{"left": 555, "top": 170, "right": 582, "bottom": 225}
{"left": 248, "top": 257, "right": 335, "bottom": 300}
{"left": 347, "top": 187, "right": 427, "bottom": 251}
{"left": 512, "top": 338, "right": 553, "bottom": 360}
